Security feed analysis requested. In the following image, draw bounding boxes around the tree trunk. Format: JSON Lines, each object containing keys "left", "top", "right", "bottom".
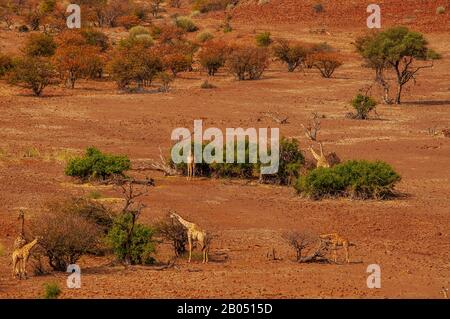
{"left": 395, "top": 83, "right": 403, "bottom": 104}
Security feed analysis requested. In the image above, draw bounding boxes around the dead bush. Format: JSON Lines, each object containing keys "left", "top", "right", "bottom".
{"left": 226, "top": 45, "right": 269, "bottom": 80}
{"left": 30, "top": 199, "right": 107, "bottom": 271}
{"left": 282, "top": 231, "right": 330, "bottom": 263}
{"left": 155, "top": 215, "right": 188, "bottom": 257}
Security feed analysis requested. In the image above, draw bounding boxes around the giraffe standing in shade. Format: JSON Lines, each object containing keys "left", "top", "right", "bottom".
{"left": 12, "top": 237, "right": 40, "bottom": 279}
{"left": 169, "top": 212, "right": 208, "bottom": 263}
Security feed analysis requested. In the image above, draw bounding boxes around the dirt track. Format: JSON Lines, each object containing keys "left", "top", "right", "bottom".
{"left": 0, "top": 1, "right": 449, "bottom": 298}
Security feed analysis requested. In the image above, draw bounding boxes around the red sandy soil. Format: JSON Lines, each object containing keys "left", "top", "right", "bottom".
{"left": 0, "top": 1, "right": 449, "bottom": 298}
{"left": 225, "top": 0, "right": 450, "bottom": 32}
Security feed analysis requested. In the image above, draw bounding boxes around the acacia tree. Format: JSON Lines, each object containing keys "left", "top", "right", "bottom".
{"left": 7, "top": 56, "right": 55, "bottom": 96}
{"left": 356, "top": 27, "right": 440, "bottom": 104}
{"left": 53, "top": 31, "right": 104, "bottom": 88}
{"left": 108, "top": 43, "right": 163, "bottom": 90}
{"left": 198, "top": 40, "right": 228, "bottom": 76}
{"left": 273, "top": 40, "right": 308, "bottom": 72}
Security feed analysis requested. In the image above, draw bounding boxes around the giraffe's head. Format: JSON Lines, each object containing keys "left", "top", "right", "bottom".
{"left": 168, "top": 211, "right": 179, "bottom": 220}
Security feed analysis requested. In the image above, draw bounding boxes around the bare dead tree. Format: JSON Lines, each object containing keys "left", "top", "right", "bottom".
{"left": 155, "top": 214, "right": 188, "bottom": 257}
{"left": 282, "top": 231, "right": 332, "bottom": 263}
{"left": 301, "top": 112, "right": 321, "bottom": 141}
{"left": 282, "top": 231, "right": 317, "bottom": 262}
{"left": 149, "top": 147, "right": 179, "bottom": 176}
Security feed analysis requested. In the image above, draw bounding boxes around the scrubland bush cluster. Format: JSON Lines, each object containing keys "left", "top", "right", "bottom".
{"left": 0, "top": 0, "right": 355, "bottom": 95}
{"left": 65, "top": 147, "right": 131, "bottom": 181}
{"left": 295, "top": 160, "right": 401, "bottom": 199}
{"left": 171, "top": 138, "right": 304, "bottom": 185}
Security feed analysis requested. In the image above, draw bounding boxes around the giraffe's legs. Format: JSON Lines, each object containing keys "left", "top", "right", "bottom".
{"left": 344, "top": 243, "right": 349, "bottom": 263}
{"left": 12, "top": 255, "right": 18, "bottom": 278}
{"left": 188, "top": 236, "right": 192, "bottom": 263}
{"left": 332, "top": 244, "right": 337, "bottom": 263}
{"left": 23, "top": 256, "right": 29, "bottom": 279}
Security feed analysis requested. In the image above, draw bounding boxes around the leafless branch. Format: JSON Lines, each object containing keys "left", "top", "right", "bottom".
{"left": 301, "top": 112, "right": 321, "bottom": 141}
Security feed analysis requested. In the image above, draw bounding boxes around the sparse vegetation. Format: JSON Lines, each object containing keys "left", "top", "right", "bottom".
{"left": 193, "top": 0, "right": 237, "bottom": 13}
{"left": 309, "top": 52, "right": 343, "bottom": 78}
{"left": 355, "top": 27, "right": 440, "bottom": 104}
{"left": 199, "top": 40, "right": 228, "bottom": 76}
{"left": 313, "top": 3, "right": 324, "bottom": 13}
{"left": 107, "top": 183, "right": 156, "bottom": 265}
{"left": 65, "top": 147, "right": 131, "bottom": 181}
{"left": 174, "top": 16, "right": 198, "bottom": 32}
{"left": 295, "top": 160, "right": 401, "bottom": 200}
{"left": 273, "top": 40, "right": 308, "bottom": 72}
{"left": 23, "top": 33, "right": 57, "bottom": 57}
{"left": 108, "top": 212, "right": 156, "bottom": 265}
{"left": 350, "top": 93, "right": 378, "bottom": 119}
{"left": 227, "top": 45, "right": 269, "bottom": 80}
{"left": 155, "top": 215, "right": 188, "bottom": 257}
{"left": 44, "top": 282, "right": 61, "bottom": 299}
{"left": 7, "top": 56, "right": 55, "bottom": 96}
{"left": 0, "top": 53, "right": 13, "bottom": 78}
{"left": 255, "top": 31, "right": 272, "bottom": 47}
{"left": 53, "top": 32, "right": 104, "bottom": 88}
{"left": 31, "top": 199, "right": 106, "bottom": 271}
{"left": 108, "top": 43, "right": 163, "bottom": 90}
{"left": 197, "top": 31, "right": 214, "bottom": 43}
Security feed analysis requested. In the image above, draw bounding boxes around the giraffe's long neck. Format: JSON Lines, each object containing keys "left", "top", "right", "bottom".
{"left": 175, "top": 215, "right": 195, "bottom": 229}
{"left": 25, "top": 239, "right": 38, "bottom": 251}
{"left": 20, "top": 216, "right": 25, "bottom": 236}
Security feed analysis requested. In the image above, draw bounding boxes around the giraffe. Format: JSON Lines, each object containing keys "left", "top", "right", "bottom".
{"left": 13, "top": 210, "right": 26, "bottom": 250}
{"left": 319, "top": 233, "right": 352, "bottom": 264}
{"left": 187, "top": 150, "right": 195, "bottom": 180}
{"left": 169, "top": 212, "right": 208, "bottom": 263}
{"left": 12, "top": 237, "right": 40, "bottom": 279}
{"left": 309, "top": 142, "right": 330, "bottom": 168}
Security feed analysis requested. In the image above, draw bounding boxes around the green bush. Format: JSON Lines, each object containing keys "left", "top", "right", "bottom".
{"left": 197, "top": 31, "right": 214, "bottom": 43}
{"left": 65, "top": 147, "right": 131, "bottom": 180}
{"left": 44, "top": 282, "right": 61, "bottom": 299}
{"left": 261, "top": 138, "right": 304, "bottom": 185}
{"left": 351, "top": 94, "right": 377, "bottom": 119}
{"left": 255, "top": 32, "right": 272, "bottom": 47}
{"left": 7, "top": 56, "right": 55, "bottom": 96}
{"left": 129, "top": 26, "right": 150, "bottom": 38}
{"left": 107, "top": 212, "right": 156, "bottom": 265}
{"left": 174, "top": 16, "right": 198, "bottom": 32}
{"left": 295, "top": 160, "right": 401, "bottom": 200}
{"left": 173, "top": 137, "right": 303, "bottom": 184}
{"left": 81, "top": 29, "right": 109, "bottom": 52}
{"left": 23, "top": 33, "right": 57, "bottom": 57}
